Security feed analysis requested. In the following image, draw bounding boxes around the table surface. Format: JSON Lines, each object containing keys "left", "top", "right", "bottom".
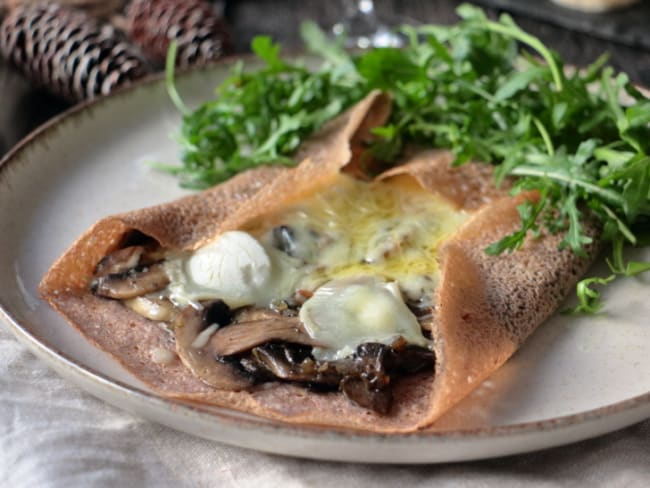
{"left": 1, "top": 1, "right": 649, "bottom": 486}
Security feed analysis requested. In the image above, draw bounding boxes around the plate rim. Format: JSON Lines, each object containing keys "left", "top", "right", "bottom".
{"left": 1, "top": 58, "right": 649, "bottom": 463}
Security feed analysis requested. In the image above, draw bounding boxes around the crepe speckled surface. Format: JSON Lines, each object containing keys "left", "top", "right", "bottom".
{"left": 39, "top": 92, "right": 598, "bottom": 433}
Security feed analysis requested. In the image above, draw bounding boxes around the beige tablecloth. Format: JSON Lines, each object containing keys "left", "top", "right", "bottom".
{"left": 1, "top": 324, "right": 648, "bottom": 487}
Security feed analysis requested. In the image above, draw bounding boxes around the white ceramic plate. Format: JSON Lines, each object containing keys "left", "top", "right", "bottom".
{"left": 1, "top": 61, "right": 649, "bottom": 464}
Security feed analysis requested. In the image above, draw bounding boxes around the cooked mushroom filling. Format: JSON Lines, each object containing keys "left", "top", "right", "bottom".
{"left": 90, "top": 174, "right": 468, "bottom": 412}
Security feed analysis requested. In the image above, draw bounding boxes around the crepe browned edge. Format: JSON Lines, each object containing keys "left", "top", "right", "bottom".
{"left": 39, "top": 93, "right": 598, "bottom": 433}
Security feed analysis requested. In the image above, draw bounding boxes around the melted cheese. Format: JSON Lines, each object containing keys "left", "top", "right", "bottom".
{"left": 164, "top": 173, "right": 468, "bottom": 357}
{"left": 300, "top": 277, "right": 429, "bottom": 361}
{"left": 164, "top": 235, "right": 303, "bottom": 309}
{"left": 250, "top": 173, "right": 468, "bottom": 304}
{"left": 186, "top": 231, "right": 271, "bottom": 308}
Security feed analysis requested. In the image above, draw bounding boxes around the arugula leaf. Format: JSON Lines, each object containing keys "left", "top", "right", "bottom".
{"left": 164, "top": 35, "right": 364, "bottom": 188}
{"left": 356, "top": 48, "right": 423, "bottom": 89}
{"left": 494, "top": 66, "right": 548, "bottom": 102}
{"left": 607, "top": 236, "right": 650, "bottom": 276}
{"left": 165, "top": 4, "right": 650, "bottom": 310}
{"left": 165, "top": 41, "right": 189, "bottom": 116}
{"left": 573, "top": 275, "right": 616, "bottom": 314}
{"left": 251, "top": 36, "right": 286, "bottom": 71}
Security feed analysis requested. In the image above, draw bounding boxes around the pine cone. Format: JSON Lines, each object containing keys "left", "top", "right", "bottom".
{"left": 124, "top": 0, "right": 230, "bottom": 68}
{"left": 3, "top": 0, "right": 125, "bottom": 19}
{"left": 0, "top": 3, "right": 150, "bottom": 102}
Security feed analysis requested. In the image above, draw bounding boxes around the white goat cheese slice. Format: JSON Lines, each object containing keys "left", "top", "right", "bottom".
{"left": 299, "top": 277, "right": 430, "bottom": 361}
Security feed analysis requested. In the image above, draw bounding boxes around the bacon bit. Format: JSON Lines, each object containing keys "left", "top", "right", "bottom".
{"left": 291, "top": 289, "right": 314, "bottom": 306}
{"left": 297, "top": 289, "right": 313, "bottom": 298}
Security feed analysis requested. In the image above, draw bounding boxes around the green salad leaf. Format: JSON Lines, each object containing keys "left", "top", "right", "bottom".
{"left": 163, "top": 36, "right": 365, "bottom": 188}
{"left": 165, "top": 4, "right": 650, "bottom": 311}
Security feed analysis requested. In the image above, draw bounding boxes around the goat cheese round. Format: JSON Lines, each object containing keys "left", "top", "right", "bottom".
{"left": 185, "top": 231, "right": 272, "bottom": 308}
{"left": 299, "top": 276, "right": 429, "bottom": 361}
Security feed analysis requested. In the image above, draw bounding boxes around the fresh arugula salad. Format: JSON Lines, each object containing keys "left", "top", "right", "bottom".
{"left": 163, "top": 5, "right": 650, "bottom": 312}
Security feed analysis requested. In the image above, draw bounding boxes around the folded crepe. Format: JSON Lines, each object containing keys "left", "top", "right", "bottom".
{"left": 39, "top": 91, "right": 598, "bottom": 433}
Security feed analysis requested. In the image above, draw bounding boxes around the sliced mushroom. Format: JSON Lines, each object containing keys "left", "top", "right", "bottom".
{"left": 340, "top": 376, "right": 392, "bottom": 414}
{"left": 406, "top": 299, "right": 436, "bottom": 332}
{"left": 92, "top": 263, "right": 170, "bottom": 300}
{"left": 139, "top": 246, "right": 167, "bottom": 265}
{"left": 174, "top": 307, "right": 252, "bottom": 390}
{"left": 337, "top": 343, "right": 395, "bottom": 413}
{"left": 208, "top": 316, "right": 322, "bottom": 356}
{"left": 232, "top": 306, "right": 279, "bottom": 323}
{"left": 95, "top": 246, "right": 144, "bottom": 277}
{"left": 338, "top": 341, "right": 434, "bottom": 414}
{"left": 388, "top": 344, "right": 435, "bottom": 374}
{"left": 237, "top": 339, "right": 435, "bottom": 413}
{"left": 202, "top": 299, "right": 233, "bottom": 328}
{"left": 124, "top": 296, "right": 175, "bottom": 322}
{"left": 250, "top": 343, "right": 341, "bottom": 385}
{"left": 270, "top": 224, "right": 320, "bottom": 261}
{"left": 271, "top": 225, "right": 298, "bottom": 256}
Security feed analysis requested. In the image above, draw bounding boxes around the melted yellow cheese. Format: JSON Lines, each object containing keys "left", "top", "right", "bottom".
{"left": 249, "top": 173, "right": 469, "bottom": 305}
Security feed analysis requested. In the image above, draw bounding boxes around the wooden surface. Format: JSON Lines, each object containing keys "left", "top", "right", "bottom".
{"left": 2, "top": 0, "right": 650, "bottom": 156}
